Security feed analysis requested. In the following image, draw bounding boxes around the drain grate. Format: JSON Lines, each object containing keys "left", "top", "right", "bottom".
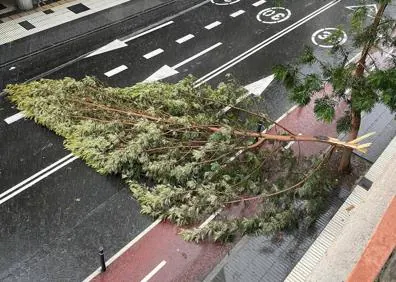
{"left": 43, "top": 9, "right": 54, "bottom": 14}
{"left": 67, "top": 3, "right": 90, "bottom": 14}
{"left": 358, "top": 177, "right": 373, "bottom": 191}
{"left": 18, "top": 20, "right": 36, "bottom": 30}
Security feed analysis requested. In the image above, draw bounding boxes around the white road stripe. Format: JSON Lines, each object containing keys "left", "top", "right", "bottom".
{"left": 204, "top": 21, "right": 222, "bottom": 30}
{"left": 4, "top": 112, "right": 25, "bottom": 124}
{"left": 143, "top": 48, "right": 164, "bottom": 59}
{"left": 104, "top": 65, "right": 128, "bottom": 77}
{"left": 176, "top": 34, "right": 195, "bottom": 44}
{"left": 230, "top": 9, "right": 245, "bottom": 17}
{"left": 195, "top": 0, "right": 341, "bottom": 86}
{"left": 173, "top": 42, "right": 222, "bottom": 69}
{"left": 123, "top": 21, "right": 174, "bottom": 43}
{"left": 0, "top": 153, "right": 74, "bottom": 201}
{"left": 199, "top": 209, "right": 222, "bottom": 229}
{"left": 141, "top": 260, "right": 167, "bottom": 282}
{"left": 252, "top": 0, "right": 266, "bottom": 7}
{"left": 0, "top": 156, "right": 78, "bottom": 205}
{"left": 284, "top": 133, "right": 302, "bottom": 150}
{"left": 82, "top": 218, "right": 162, "bottom": 282}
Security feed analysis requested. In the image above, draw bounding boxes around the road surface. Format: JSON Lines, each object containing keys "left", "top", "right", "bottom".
{"left": 0, "top": 0, "right": 372, "bottom": 280}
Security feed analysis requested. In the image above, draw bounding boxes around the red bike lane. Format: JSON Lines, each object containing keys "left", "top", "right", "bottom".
{"left": 90, "top": 84, "right": 348, "bottom": 282}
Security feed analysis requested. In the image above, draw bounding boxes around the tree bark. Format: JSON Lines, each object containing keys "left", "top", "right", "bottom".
{"left": 338, "top": 109, "right": 361, "bottom": 172}
{"left": 338, "top": 3, "right": 387, "bottom": 172}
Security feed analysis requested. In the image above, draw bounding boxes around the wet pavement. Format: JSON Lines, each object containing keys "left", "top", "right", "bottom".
{"left": 0, "top": 0, "right": 394, "bottom": 281}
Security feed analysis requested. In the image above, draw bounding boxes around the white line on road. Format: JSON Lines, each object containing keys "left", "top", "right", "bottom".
{"left": 141, "top": 260, "right": 167, "bottom": 282}
{"left": 83, "top": 218, "right": 162, "bottom": 282}
{"left": 284, "top": 133, "right": 302, "bottom": 150}
{"left": 195, "top": 0, "right": 341, "bottom": 86}
{"left": 199, "top": 209, "right": 222, "bottom": 229}
{"left": 204, "top": 21, "right": 222, "bottom": 30}
{"left": 143, "top": 48, "right": 165, "bottom": 59}
{"left": 252, "top": 0, "right": 267, "bottom": 7}
{"left": 230, "top": 9, "right": 245, "bottom": 17}
{"left": 144, "top": 42, "right": 223, "bottom": 82}
{"left": 0, "top": 154, "right": 74, "bottom": 201}
{"left": 4, "top": 112, "right": 25, "bottom": 124}
{"left": 104, "top": 65, "right": 128, "bottom": 77}
{"left": 176, "top": 34, "right": 195, "bottom": 44}
{"left": 123, "top": 21, "right": 174, "bottom": 43}
{"left": 173, "top": 42, "right": 222, "bottom": 69}
{"left": 0, "top": 156, "right": 78, "bottom": 205}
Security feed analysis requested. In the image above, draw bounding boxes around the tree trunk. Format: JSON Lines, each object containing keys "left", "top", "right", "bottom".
{"left": 338, "top": 3, "right": 387, "bottom": 172}
{"left": 338, "top": 109, "right": 361, "bottom": 172}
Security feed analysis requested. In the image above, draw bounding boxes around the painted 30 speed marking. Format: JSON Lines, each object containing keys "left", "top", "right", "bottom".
{"left": 311, "top": 28, "right": 348, "bottom": 48}
{"left": 211, "top": 0, "right": 240, "bottom": 5}
{"left": 257, "top": 7, "right": 291, "bottom": 24}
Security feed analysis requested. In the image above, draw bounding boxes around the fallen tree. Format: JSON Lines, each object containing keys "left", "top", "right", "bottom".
{"left": 5, "top": 76, "right": 371, "bottom": 242}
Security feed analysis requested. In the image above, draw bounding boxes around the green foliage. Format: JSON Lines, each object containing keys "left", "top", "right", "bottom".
{"left": 314, "top": 97, "right": 336, "bottom": 123}
{"left": 273, "top": 2, "right": 395, "bottom": 136}
{"left": 336, "top": 112, "right": 352, "bottom": 134}
{"left": 6, "top": 76, "right": 336, "bottom": 242}
{"left": 368, "top": 69, "right": 396, "bottom": 112}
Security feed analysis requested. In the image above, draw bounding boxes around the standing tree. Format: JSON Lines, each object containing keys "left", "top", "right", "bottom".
{"left": 274, "top": 0, "right": 396, "bottom": 172}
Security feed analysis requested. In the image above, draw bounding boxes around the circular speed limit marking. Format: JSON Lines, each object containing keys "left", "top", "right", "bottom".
{"left": 257, "top": 7, "right": 291, "bottom": 24}
{"left": 211, "top": 0, "right": 240, "bottom": 5}
{"left": 311, "top": 28, "right": 348, "bottom": 48}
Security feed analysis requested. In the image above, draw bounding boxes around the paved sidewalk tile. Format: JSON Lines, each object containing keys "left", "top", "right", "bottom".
{"left": 0, "top": 0, "right": 131, "bottom": 45}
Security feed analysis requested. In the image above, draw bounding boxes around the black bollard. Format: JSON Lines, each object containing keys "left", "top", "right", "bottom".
{"left": 99, "top": 247, "right": 106, "bottom": 272}
{"left": 255, "top": 122, "right": 264, "bottom": 143}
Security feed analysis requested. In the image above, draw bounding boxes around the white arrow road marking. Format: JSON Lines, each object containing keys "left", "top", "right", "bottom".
{"left": 244, "top": 74, "right": 275, "bottom": 96}
{"left": 4, "top": 112, "right": 25, "bottom": 124}
{"left": 86, "top": 40, "right": 128, "bottom": 58}
{"left": 345, "top": 4, "right": 378, "bottom": 18}
{"left": 195, "top": 0, "right": 341, "bottom": 86}
{"left": 85, "top": 21, "right": 175, "bottom": 59}
{"left": 0, "top": 154, "right": 77, "bottom": 205}
{"left": 221, "top": 74, "right": 275, "bottom": 112}
{"left": 144, "top": 42, "right": 222, "bottom": 82}
{"left": 141, "top": 260, "right": 167, "bottom": 282}
{"left": 144, "top": 65, "right": 180, "bottom": 83}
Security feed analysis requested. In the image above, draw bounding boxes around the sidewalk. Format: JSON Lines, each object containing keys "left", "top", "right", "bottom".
{"left": 204, "top": 49, "right": 396, "bottom": 281}
{"left": 306, "top": 137, "right": 396, "bottom": 282}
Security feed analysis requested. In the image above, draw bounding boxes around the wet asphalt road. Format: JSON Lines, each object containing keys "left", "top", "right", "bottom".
{"left": 0, "top": 0, "right": 367, "bottom": 280}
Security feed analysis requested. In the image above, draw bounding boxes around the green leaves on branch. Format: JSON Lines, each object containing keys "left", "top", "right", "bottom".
{"left": 273, "top": 2, "right": 395, "bottom": 133}
{"left": 6, "top": 76, "right": 338, "bottom": 242}
{"left": 314, "top": 97, "right": 336, "bottom": 123}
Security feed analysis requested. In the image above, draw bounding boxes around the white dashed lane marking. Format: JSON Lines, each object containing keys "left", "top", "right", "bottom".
{"left": 204, "top": 21, "right": 222, "bottom": 30}
{"left": 252, "top": 0, "right": 267, "bottom": 7}
{"left": 4, "top": 112, "right": 25, "bottom": 124}
{"left": 143, "top": 48, "right": 165, "bottom": 59}
{"left": 140, "top": 260, "right": 167, "bottom": 282}
{"left": 230, "top": 9, "right": 245, "bottom": 17}
{"left": 176, "top": 34, "right": 195, "bottom": 44}
{"left": 104, "top": 65, "right": 128, "bottom": 77}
